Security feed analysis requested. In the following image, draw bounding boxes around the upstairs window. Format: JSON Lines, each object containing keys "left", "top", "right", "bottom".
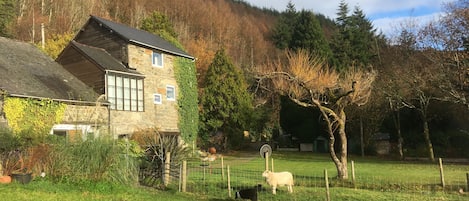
{"left": 152, "top": 51, "right": 163, "bottom": 67}
{"left": 166, "top": 85, "right": 175, "bottom": 101}
{"left": 153, "top": 94, "right": 162, "bottom": 104}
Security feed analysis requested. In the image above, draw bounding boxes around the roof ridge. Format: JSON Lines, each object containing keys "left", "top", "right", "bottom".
{"left": 89, "top": 15, "right": 194, "bottom": 60}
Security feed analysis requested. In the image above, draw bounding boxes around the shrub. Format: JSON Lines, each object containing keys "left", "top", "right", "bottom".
{"left": 132, "top": 128, "right": 191, "bottom": 189}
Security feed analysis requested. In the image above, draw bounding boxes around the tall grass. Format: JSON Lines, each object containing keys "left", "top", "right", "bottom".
{"left": 46, "top": 136, "right": 141, "bottom": 185}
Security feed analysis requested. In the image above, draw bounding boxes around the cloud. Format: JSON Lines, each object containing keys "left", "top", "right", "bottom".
{"left": 373, "top": 12, "right": 442, "bottom": 38}
{"left": 245, "top": 0, "right": 454, "bottom": 37}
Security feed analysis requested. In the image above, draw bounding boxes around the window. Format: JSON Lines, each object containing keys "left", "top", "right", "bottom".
{"left": 152, "top": 51, "right": 163, "bottom": 67}
{"left": 107, "top": 74, "right": 144, "bottom": 111}
{"left": 153, "top": 94, "right": 162, "bottom": 104}
{"left": 166, "top": 85, "right": 175, "bottom": 101}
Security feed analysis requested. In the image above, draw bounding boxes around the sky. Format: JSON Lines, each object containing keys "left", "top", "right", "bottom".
{"left": 244, "top": 0, "right": 456, "bottom": 37}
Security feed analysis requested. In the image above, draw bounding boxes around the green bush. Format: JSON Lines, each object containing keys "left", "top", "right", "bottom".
{"left": 138, "top": 134, "right": 191, "bottom": 189}
{"left": 0, "top": 127, "right": 20, "bottom": 153}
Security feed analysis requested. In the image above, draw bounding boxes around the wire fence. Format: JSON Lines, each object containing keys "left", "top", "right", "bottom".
{"left": 159, "top": 156, "right": 469, "bottom": 201}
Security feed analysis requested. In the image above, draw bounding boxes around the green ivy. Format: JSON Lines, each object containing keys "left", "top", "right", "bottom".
{"left": 3, "top": 97, "right": 66, "bottom": 146}
{"left": 174, "top": 57, "right": 199, "bottom": 144}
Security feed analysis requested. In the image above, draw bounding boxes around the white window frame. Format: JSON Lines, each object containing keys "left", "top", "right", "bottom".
{"left": 153, "top": 93, "right": 162, "bottom": 104}
{"left": 166, "top": 85, "right": 176, "bottom": 101}
{"left": 152, "top": 51, "right": 164, "bottom": 68}
{"left": 107, "top": 73, "right": 144, "bottom": 112}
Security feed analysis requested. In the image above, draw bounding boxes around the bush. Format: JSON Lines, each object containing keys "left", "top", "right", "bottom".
{"left": 0, "top": 127, "right": 20, "bottom": 153}
{"left": 133, "top": 129, "right": 191, "bottom": 189}
{"left": 0, "top": 127, "right": 21, "bottom": 175}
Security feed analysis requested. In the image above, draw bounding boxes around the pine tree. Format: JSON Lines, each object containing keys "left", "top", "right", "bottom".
{"left": 331, "top": 1, "right": 379, "bottom": 71}
{"left": 199, "top": 49, "right": 253, "bottom": 148}
{"left": 271, "top": 1, "right": 298, "bottom": 49}
{"left": 291, "top": 10, "right": 332, "bottom": 60}
{"left": 330, "top": 0, "right": 352, "bottom": 71}
{"left": 349, "top": 6, "right": 377, "bottom": 67}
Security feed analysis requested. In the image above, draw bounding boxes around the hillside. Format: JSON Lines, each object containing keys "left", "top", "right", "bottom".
{"left": 4, "top": 0, "right": 279, "bottom": 84}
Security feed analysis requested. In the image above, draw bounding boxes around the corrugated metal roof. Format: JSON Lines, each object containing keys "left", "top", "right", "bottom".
{"left": 71, "top": 41, "right": 143, "bottom": 77}
{"left": 0, "top": 37, "right": 98, "bottom": 102}
{"left": 91, "top": 15, "right": 194, "bottom": 60}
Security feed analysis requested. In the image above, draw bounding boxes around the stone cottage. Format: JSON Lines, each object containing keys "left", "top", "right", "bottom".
{"left": 56, "top": 15, "right": 195, "bottom": 138}
{"left": 0, "top": 36, "right": 106, "bottom": 139}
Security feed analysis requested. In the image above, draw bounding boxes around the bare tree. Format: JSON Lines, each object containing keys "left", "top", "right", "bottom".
{"left": 255, "top": 50, "right": 376, "bottom": 179}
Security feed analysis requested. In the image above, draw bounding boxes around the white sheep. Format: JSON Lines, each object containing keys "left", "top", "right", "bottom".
{"left": 262, "top": 170, "right": 294, "bottom": 194}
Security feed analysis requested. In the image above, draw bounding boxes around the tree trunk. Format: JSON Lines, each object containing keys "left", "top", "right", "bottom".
{"left": 394, "top": 111, "right": 404, "bottom": 160}
{"left": 418, "top": 96, "right": 435, "bottom": 162}
{"left": 423, "top": 119, "right": 435, "bottom": 162}
{"left": 337, "top": 108, "right": 348, "bottom": 179}
{"left": 320, "top": 104, "right": 348, "bottom": 180}
{"left": 360, "top": 116, "right": 364, "bottom": 157}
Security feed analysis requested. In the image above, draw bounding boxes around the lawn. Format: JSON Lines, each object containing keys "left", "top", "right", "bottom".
{"left": 1, "top": 151, "right": 468, "bottom": 201}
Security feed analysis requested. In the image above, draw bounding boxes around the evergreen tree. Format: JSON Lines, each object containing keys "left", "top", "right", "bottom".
{"left": 330, "top": 0, "right": 353, "bottom": 71}
{"left": 291, "top": 10, "right": 332, "bottom": 60}
{"left": 140, "top": 11, "right": 178, "bottom": 44}
{"left": 0, "top": 0, "right": 16, "bottom": 37}
{"left": 199, "top": 49, "right": 254, "bottom": 149}
{"left": 271, "top": 1, "right": 297, "bottom": 49}
{"left": 348, "top": 6, "right": 377, "bottom": 67}
{"left": 331, "top": 1, "right": 379, "bottom": 70}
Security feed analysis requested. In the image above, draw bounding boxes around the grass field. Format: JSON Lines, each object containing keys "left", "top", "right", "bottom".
{"left": 1, "top": 151, "right": 468, "bottom": 201}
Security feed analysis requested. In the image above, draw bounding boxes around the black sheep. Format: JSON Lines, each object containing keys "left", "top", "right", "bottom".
{"left": 235, "top": 184, "right": 261, "bottom": 201}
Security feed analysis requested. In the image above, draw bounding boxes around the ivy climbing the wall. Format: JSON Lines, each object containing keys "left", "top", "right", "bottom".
{"left": 140, "top": 12, "right": 199, "bottom": 144}
{"left": 174, "top": 57, "right": 199, "bottom": 144}
{"left": 3, "top": 97, "right": 66, "bottom": 146}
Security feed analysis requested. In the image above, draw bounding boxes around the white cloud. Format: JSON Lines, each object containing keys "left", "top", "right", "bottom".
{"left": 373, "top": 12, "right": 442, "bottom": 37}
{"left": 245, "top": 0, "right": 454, "bottom": 37}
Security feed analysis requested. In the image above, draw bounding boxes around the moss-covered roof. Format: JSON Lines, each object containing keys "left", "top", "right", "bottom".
{"left": 0, "top": 37, "right": 99, "bottom": 102}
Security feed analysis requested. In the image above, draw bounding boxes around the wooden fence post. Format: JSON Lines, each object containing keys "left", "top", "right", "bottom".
{"left": 265, "top": 152, "right": 269, "bottom": 171}
{"left": 179, "top": 165, "right": 182, "bottom": 192}
{"left": 351, "top": 160, "right": 356, "bottom": 184}
{"left": 438, "top": 158, "right": 445, "bottom": 188}
{"left": 325, "top": 169, "right": 330, "bottom": 201}
{"left": 466, "top": 172, "right": 469, "bottom": 192}
{"left": 182, "top": 160, "right": 187, "bottom": 192}
{"left": 221, "top": 156, "right": 224, "bottom": 181}
{"left": 164, "top": 152, "right": 171, "bottom": 187}
{"left": 227, "top": 165, "right": 231, "bottom": 197}
{"left": 271, "top": 158, "right": 274, "bottom": 172}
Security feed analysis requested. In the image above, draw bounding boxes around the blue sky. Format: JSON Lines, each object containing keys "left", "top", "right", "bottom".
{"left": 244, "top": 0, "right": 455, "bottom": 37}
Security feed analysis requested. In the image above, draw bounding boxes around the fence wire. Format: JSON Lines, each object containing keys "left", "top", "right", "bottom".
{"left": 171, "top": 158, "right": 469, "bottom": 201}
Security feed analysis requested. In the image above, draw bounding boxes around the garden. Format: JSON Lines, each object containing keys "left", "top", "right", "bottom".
{"left": 1, "top": 126, "right": 468, "bottom": 201}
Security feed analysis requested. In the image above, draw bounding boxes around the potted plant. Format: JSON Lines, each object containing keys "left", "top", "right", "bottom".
{"left": 0, "top": 128, "right": 21, "bottom": 184}
{"left": 9, "top": 149, "right": 33, "bottom": 184}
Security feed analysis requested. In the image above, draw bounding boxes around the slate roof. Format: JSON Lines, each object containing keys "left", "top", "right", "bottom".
{"left": 90, "top": 15, "right": 194, "bottom": 60}
{"left": 0, "top": 37, "right": 98, "bottom": 102}
{"left": 70, "top": 41, "right": 143, "bottom": 76}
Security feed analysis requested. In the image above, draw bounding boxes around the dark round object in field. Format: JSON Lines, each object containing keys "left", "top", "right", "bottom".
{"left": 208, "top": 147, "right": 216, "bottom": 154}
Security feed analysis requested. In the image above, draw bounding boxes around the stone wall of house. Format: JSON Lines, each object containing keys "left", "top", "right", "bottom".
{"left": 109, "top": 44, "right": 179, "bottom": 135}
{"left": 62, "top": 104, "right": 109, "bottom": 131}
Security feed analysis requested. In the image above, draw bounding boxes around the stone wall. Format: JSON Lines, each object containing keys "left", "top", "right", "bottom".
{"left": 62, "top": 104, "right": 108, "bottom": 126}
{"left": 109, "top": 44, "right": 180, "bottom": 135}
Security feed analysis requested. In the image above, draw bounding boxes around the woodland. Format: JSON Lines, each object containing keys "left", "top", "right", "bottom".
{"left": 1, "top": 0, "right": 468, "bottom": 177}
